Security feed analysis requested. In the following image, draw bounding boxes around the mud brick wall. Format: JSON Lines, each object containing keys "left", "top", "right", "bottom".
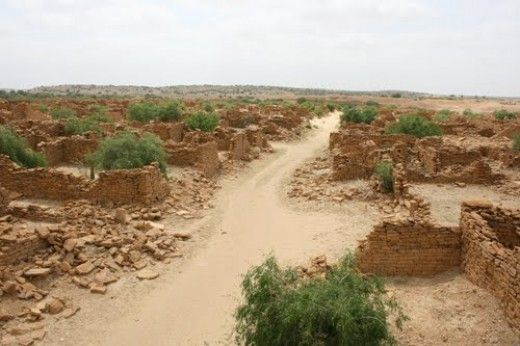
{"left": 229, "top": 133, "right": 250, "bottom": 160}
{"left": 0, "top": 232, "right": 47, "bottom": 266}
{"left": 39, "top": 135, "right": 99, "bottom": 166}
{"left": 195, "top": 142, "right": 220, "bottom": 177}
{"left": 460, "top": 201, "right": 520, "bottom": 331}
{"left": 357, "top": 218, "right": 461, "bottom": 276}
{"left": 88, "top": 164, "right": 169, "bottom": 205}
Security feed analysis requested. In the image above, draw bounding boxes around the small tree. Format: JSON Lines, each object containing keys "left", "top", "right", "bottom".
{"left": 157, "top": 101, "right": 182, "bottom": 122}
{"left": 0, "top": 125, "right": 46, "bottom": 168}
{"left": 375, "top": 162, "right": 394, "bottom": 193}
{"left": 341, "top": 105, "right": 378, "bottom": 124}
{"left": 235, "top": 254, "right": 406, "bottom": 346}
{"left": 495, "top": 109, "right": 517, "bottom": 121}
{"left": 86, "top": 132, "right": 167, "bottom": 173}
{"left": 185, "top": 111, "right": 220, "bottom": 132}
{"left": 128, "top": 101, "right": 182, "bottom": 122}
{"left": 386, "top": 114, "right": 442, "bottom": 138}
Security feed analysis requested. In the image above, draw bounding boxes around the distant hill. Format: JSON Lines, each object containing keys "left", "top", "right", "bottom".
{"left": 28, "top": 84, "right": 428, "bottom": 99}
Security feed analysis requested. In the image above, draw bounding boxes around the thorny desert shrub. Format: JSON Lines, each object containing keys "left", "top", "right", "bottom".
{"left": 0, "top": 125, "right": 46, "bottom": 168}
{"left": 386, "top": 114, "right": 442, "bottom": 138}
{"left": 513, "top": 134, "right": 520, "bottom": 152}
{"left": 235, "top": 254, "right": 406, "bottom": 346}
{"left": 375, "top": 162, "right": 394, "bottom": 193}
{"left": 86, "top": 132, "right": 167, "bottom": 173}
{"left": 63, "top": 112, "right": 112, "bottom": 135}
{"left": 340, "top": 105, "right": 378, "bottom": 124}
{"left": 50, "top": 107, "right": 76, "bottom": 120}
{"left": 494, "top": 109, "right": 517, "bottom": 121}
{"left": 185, "top": 111, "right": 220, "bottom": 132}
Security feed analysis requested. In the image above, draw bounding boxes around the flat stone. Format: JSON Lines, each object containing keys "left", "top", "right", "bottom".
{"left": 24, "top": 268, "right": 51, "bottom": 277}
{"left": 136, "top": 269, "right": 159, "bottom": 280}
{"left": 75, "top": 261, "right": 95, "bottom": 275}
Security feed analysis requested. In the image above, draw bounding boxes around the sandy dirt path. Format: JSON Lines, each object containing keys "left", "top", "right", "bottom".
{"left": 93, "top": 114, "right": 363, "bottom": 345}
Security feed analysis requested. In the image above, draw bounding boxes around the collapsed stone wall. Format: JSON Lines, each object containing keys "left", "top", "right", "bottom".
{"left": 38, "top": 135, "right": 99, "bottom": 166}
{"left": 0, "top": 227, "right": 47, "bottom": 266}
{"left": 460, "top": 201, "right": 520, "bottom": 330}
{"left": 0, "top": 155, "right": 169, "bottom": 205}
{"left": 357, "top": 218, "right": 461, "bottom": 276}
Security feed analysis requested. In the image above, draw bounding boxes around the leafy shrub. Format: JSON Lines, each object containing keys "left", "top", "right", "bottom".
{"left": 63, "top": 112, "right": 112, "bottom": 135}
{"left": 391, "top": 93, "right": 402, "bottom": 98}
{"left": 296, "top": 97, "right": 307, "bottom": 104}
{"left": 494, "top": 109, "right": 517, "bottom": 121}
{"left": 375, "top": 162, "right": 394, "bottom": 193}
{"left": 127, "top": 102, "right": 160, "bottom": 122}
{"left": 0, "top": 125, "right": 46, "bottom": 168}
{"left": 433, "top": 109, "right": 453, "bottom": 122}
{"left": 203, "top": 102, "right": 214, "bottom": 113}
{"left": 386, "top": 115, "right": 442, "bottom": 138}
{"left": 157, "top": 101, "right": 182, "bottom": 122}
{"left": 185, "top": 111, "right": 220, "bottom": 132}
{"left": 513, "top": 134, "right": 520, "bottom": 152}
{"left": 366, "top": 100, "right": 380, "bottom": 107}
{"left": 340, "top": 105, "right": 378, "bottom": 124}
{"left": 86, "top": 132, "right": 167, "bottom": 173}
{"left": 50, "top": 107, "right": 76, "bottom": 120}
{"left": 235, "top": 254, "right": 406, "bottom": 346}
{"left": 462, "top": 108, "right": 482, "bottom": 118}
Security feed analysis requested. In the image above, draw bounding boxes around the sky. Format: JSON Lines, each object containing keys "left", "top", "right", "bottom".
{"left": 0, "top": 0, "right": 519, "bottom": 96}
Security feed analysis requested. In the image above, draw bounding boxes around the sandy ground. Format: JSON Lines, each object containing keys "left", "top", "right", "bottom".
{"left": 39, "top": 114, "right": 519, "bottom": 345}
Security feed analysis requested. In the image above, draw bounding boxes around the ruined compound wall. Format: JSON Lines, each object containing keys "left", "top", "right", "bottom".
{"left": 0, "top": 155, "right": 168, "bottom": 205}
{"left": 229, "top": 133, "right": 251, "bottom": 160}
{"left": 460, "top": 201, "right": 520, "bottom": 330}
{"left": 143, "top": 122, "right": 184, "bottom": 142}
{"left": 0, "top": 155, "right": 91, "bottom": 200}
{"left": 0, "top": 229, "right": 47, "bottom": 266}
{"left": 357, "top": 218, "right": 461, "bottom": 276}
{"left": 0, "top": 187, "right": 9, "bottom": 215}
{"left": 39, "top": 135, "right": 99, "bottom": 166}
{"left": 89, "top": 164, "right": 169, "bottom": 205}
{"left": 166, "top": 141, "right": 220, "bottom": 177}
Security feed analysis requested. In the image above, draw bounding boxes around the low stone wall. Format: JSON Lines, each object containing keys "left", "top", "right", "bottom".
{"left": 39, "top": 135, "right": 99, "bottom": 166}
{"left": 357, "top": 218, "right": 461, "bottom": 276}
{"left": 460, "top": 200, "right": 520, "bottom": 330}
{"left": 0, "top": 155, "right": 169, "bottom": 205}
{"left": 0, "top": 230, "right": 47, "bottom": 266}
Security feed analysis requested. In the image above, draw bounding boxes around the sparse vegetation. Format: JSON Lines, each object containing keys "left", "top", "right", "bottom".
{"left": 340, "top": 105, "right": 378, "bottom": 124}
{"left": 86, "top": 132, "right": 167, "bottom": 173}
{"left": 366, "top": 100, "right": 380, "bottom": 107}
{"left": 63, "top": 112, "right": 112, "bottom": 135}
{"left": 462, "top": 108, "right": 482, "bottom": 119}
{"left": 0, "top": 125, "right": 46, "bottom": 168}
{"left": 39, "top": 105, "right": 49, "bottom": 113}
{"left": 513, "top": 134, "right": 520, "bottom": 152}
{"left": 375, "top": 162, "right": 394, "bottom": 193}
{"left": 494, "top": 109, "right": 517, "bottom": 121}
{"left": 185, "top": 111, "right": 220, "bottom": 132}
{"left": 391, "top": 93, "right": 402, "bottom": 98}
{"left": 50, "top": 107, "right": 76, "bottom": 120}
{"left": 433, "top": 109, "right": 453, "bottom": 122}
{"left": 235, "top": 254, "right": 406, "bottom": 346}
{"left": 386, "top": 114, "right": 442, "bottom": 138}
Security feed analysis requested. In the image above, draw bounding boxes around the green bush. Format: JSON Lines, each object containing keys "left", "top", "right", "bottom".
{"left": 157, "top": 101, "right": 182, "bottom": 122}
{"left": 386, "top": 114, "right": 442, "bottom": 138}
{"left": 494, "top": 109, "right": 517, "bottom": 121}
{"left": 433, "top": 109, "right": 453, "bottom": 122}
{"left": 127, "top": 102, "right": 160, "bottom": 122}
{"left": 391, "top": 93, "right": 402, "bottom": 98}
{"left": 462, "top": 108, "right": 482, "bottom": 118}
{"left": 203, "top": 102, "right": 214, "bottom": 113}
{"left": 185, "top": 111, "right": 220, "bottom": 132}
{"left": 39, "top": 105, "right": 49, "bottom": 113}
{"left": 513, "top": 134, "right": 520, "bottom": 152}
{"left": 366, "top": 100, "right": 380, "bottom": 107}
{"left": 86, "top": 132, "right": 167, "bottom": 173}
{"left": 63, "top": 112, "right": 112, "bottom": 135}
{"left": 296, "top": 97, "right": 307, "bottom": 104}
{"left": 235, "top": 254, "right": 406, "bottom": 346}
{"left": 340, "top": 105, "right": 378, "bottom": 124}
{"left": 0, "top": 125, "right": 46, "bottom": 168}
{"left": 50, "top": 107, "right": 76, "bottom": 120}
{"left": 375, "top": 162, "right": 394, "bottom": 193}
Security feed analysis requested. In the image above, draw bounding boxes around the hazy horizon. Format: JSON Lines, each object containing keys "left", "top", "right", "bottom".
{"left": 1, "top": 0, "right": 519, "bottom": 97}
